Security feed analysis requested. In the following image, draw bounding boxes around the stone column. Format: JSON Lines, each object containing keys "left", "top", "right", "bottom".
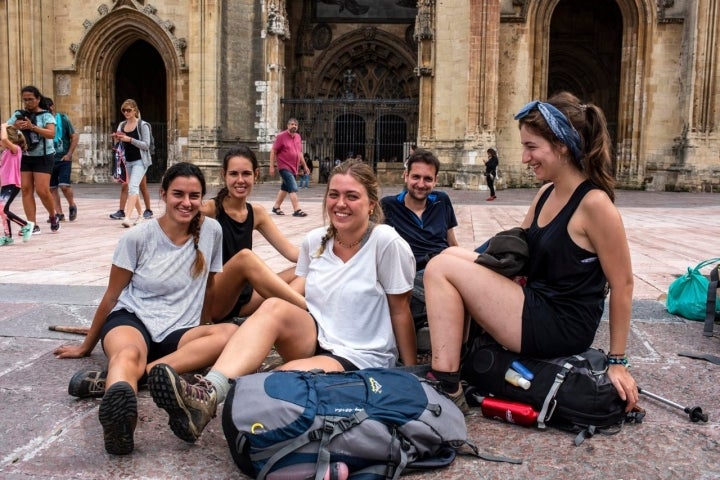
{"left": 415, "top": 0, "right": 435, "bottom": 141}
{"left": 186, "top": 0, "right": 223, "bottom": 172}
{"left": 258, "top": 0, "right": 290, "bottom": 162}
{"left": 684, "top": 0, "right": 720, "bottom": 188}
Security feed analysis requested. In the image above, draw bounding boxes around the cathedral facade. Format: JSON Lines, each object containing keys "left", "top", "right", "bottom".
{"left": 1, "top": 0, "right": 717, "bottom": 190}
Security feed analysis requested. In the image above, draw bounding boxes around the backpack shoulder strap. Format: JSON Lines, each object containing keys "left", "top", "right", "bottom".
{"left": 704, "top": 264, "right": 718, "bottom": 337}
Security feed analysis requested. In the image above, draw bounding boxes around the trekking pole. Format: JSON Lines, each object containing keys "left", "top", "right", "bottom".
{"left": 637, "top": 387, "right": 708, "bottom": 423}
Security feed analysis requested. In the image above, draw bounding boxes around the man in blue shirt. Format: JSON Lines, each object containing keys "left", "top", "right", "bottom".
{"left": 381, "top": 149, "right": 458, "bottom": 350}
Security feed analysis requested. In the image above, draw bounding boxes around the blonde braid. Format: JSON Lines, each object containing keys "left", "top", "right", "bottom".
{"left": 314, "top": 224, "right": 336, "bottom": 257}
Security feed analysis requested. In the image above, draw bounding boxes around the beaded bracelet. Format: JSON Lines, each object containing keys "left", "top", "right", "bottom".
{"left": 607, "top": 356, "right": 630, "bottom": 367}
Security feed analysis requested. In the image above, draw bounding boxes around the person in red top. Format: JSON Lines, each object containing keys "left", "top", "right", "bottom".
{"left": 268, "top": 118, "right": 310, "bottom": 217}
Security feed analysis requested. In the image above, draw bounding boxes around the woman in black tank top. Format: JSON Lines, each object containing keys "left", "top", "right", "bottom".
{"left": 200, "top": 146, "right": 306, "bottom": 322}
{"left": 422, "top": 92, "right": 638, "bottom": 413}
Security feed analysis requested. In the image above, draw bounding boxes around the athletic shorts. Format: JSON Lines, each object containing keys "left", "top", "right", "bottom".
{"left": 20, "top": 154, "right": 54, "bottom": 174}
{"left": 520, "top": 287, "right": 601, "bottom": 358}
{"left": 100, "top": 309, "right": 192, "bottom": 363}
{"left": 311, "top": 316, "right": 359, "bottom": 371}
{"left": 279, "top": 169, "right": 299, "bottom": 193}
{"left": 50, "top": 158, "right": 72, "bottom": 187}
{"left": 220, "top": 283, "right": 254, "bottom": 322}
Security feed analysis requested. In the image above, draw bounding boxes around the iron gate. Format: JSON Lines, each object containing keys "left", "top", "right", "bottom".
{"left": 281, "top": 98, "right": 418, "bottom": 181}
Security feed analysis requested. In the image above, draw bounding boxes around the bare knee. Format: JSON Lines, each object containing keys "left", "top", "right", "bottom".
{"left": 108, "top": 345, "right": 144, "bottom": 368}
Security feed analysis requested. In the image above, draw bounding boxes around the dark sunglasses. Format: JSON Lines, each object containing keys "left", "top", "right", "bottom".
{"left": 121, "top": 108, "right": 133, "bottom": 113}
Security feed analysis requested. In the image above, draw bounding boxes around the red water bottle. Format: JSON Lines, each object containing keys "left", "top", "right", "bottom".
{"left": 474, "top": 395, "right": 539, "bottom": 427}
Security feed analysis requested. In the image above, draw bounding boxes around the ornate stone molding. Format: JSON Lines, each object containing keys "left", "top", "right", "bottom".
{"left": 657, "top": 0, "right": 684, "bottom": 24}
{"left": 267, "top": 0, "right": 290, "bottom": 39}
{"left": 414, "top": 0, "right": 434, "bottom": 41}
{"left": 500, "top": 0, "right": 528, "bottom": 23}
{"left": 70, "top": 1, "right": 188, "bottom": 67}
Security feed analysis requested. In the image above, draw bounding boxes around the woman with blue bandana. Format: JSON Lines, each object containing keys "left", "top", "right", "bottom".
{"left": 423, "top": 91, "right": 638, "bottom": 414}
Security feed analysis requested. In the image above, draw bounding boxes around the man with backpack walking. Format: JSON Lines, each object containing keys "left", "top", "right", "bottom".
{"left": 44, "top": 99, "right": 79, "bottom": 222}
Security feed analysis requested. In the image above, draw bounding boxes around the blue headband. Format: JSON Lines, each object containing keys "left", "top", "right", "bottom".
{"left": 514, "top": 100, "right": 583, "bottom": 162}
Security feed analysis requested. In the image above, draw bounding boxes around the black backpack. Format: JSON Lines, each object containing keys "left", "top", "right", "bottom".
{"left": 461, "top": 340, "right": 643, "bottom": 444}
{"left": 14, "top": 109, "right": 42, "bottom": 151}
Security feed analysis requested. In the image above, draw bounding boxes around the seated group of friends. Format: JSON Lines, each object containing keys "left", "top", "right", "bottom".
{"left": 54, "top": 91, "right": 638, "bottom": 456}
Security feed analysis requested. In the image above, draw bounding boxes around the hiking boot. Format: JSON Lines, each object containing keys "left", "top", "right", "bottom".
{"left": 68, "top": 369, "right": 107, "bottom": 398}
{"left": 424, "top": 372, "right": 470, "bottom": 415}
{"left": 143, "top": 209, "right": 153, "bottom": 219}
{"left": 0, "top": 236, "right": 13, "bottom": 246}
{"left": 109, "top": 210, "right": 125, "bottom": 220}
{"left": 32, "top": 225, "right": 41, "bottom": 235}
{"left": 98, "top": 382, "right": 137, "bottom": 455}
{"left": 69, "top": 205, "right": 77, "bottom": 221}
{"left": 447, "top": 385, "right": 471, "bottom": 416}
{"left": 20, "top": 221, "right": 34, "bottom": 242}
{"left": 50, "top": 215, "right": 60, "bottom": 232}
{"left": 148, "top": 363, "right": 217, "bottom": 443}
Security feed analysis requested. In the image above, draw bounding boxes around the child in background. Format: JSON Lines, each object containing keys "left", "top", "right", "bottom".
{"left": 0, "top": 123, "right": 34, "bottom": 245}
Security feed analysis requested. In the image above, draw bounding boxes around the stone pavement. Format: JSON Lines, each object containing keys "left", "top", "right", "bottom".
{"left": 0, "top": 182, "right": 718, "bottom": 479}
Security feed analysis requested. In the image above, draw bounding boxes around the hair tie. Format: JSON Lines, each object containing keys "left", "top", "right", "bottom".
{"left": 194, "top": 242, "right": 199, "bottom": 250}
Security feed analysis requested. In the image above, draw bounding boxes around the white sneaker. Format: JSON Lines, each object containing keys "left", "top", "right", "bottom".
{"left": 134, "top": 217, "right": 144, "bottom": 226}
{"left": 121, "top": 217, "right": 133, "bottom": 228}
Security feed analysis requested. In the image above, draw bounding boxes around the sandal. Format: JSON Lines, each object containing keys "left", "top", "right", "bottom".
{"left": 292, "top": 209, "right": 308, "bottom": 217}
{"left": 272, "top": 207, "right": 285, "bottom": 215}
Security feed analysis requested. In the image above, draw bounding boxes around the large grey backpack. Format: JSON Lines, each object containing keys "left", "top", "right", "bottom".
{"left": 221, "top": 368, "right": 519, "bottom": 479}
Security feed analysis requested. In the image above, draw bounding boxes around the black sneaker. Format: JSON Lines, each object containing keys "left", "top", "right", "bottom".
{"left": 99, "top": 382, "right": 137, "bottom": 455}
{"left": 48, "top": 214, "right": 65, "bottom": 222}
{"left": 109, "top": 210, "right": 125, "bottom": 220}
{"left": 50, "top": 215, "right": 60, "bottom": 232}
{"left": 32, "top": 225, "right": 41, "bottom": 235}
{"left": 68, "top": 369, "right": 107, "bottom": 398}
{"left": 69, "top": 205, "right": 77, "bottom": 221}
{"left": 143, "top": 209, "right": 153, "bottom": 219}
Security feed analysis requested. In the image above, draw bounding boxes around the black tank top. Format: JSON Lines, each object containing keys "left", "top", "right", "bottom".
{"left": 215, "top": 198, "right": 254, "bottom": 264}
{"left": 122, "top": 125, "right": 141, "bottom": 161}
{"left": 525, "top": 180, "right": 607, "bottom": 308}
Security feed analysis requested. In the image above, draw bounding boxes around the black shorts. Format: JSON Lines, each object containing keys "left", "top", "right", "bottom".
{"left": 520, "top": 287, "right": 601, "bottom": 358}
{"left": 20, "top": 154, "right": 54, "bottom": 174}
{"left": 100, "top": 309, "right": 192, "bottom": 363}
{"left": 311, "top": 316, "right": 358, "bottom": 371}
{"left": 220, "top": 283, "right": 254, "bottom": 322}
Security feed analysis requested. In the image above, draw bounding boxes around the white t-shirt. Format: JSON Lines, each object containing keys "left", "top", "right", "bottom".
{"left": 296, "top": 224, "right": 415, "bottom": 369}
{"left": 112, "top": 217, "right": 223, "bottom": 342}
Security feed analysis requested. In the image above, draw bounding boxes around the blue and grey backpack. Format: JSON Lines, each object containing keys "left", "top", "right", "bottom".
{"left": 222, "top": 368, "right": 520, "bottom": 479}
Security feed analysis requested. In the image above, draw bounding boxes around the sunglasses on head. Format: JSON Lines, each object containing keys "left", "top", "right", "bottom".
{"left": 121, "top": 108, "right": 133, "bottom": 113}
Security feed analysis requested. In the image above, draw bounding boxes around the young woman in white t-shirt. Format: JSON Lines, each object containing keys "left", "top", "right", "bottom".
{"left": 147, "top": 159, "right": 417, "bottom": 444}
{"left": 53, "top": 162, "right": 237, "bottom": 455}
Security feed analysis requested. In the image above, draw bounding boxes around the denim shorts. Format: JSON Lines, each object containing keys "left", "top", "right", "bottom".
{"left": 50, "top": 158, "right": 72, "bottom": 187}
{"left": 279, "top": 169, "right": 299, "bottom": 193}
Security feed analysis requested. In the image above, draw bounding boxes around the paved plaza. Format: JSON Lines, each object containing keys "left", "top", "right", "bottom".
{"left": 0, "top": 182, "right": 718, "bottom": 479}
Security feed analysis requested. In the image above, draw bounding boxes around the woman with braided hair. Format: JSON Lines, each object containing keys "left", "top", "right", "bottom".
{"left": 147, "top": 159, "right": 417, "bottom": 444}
{"left": 54, "top": 162, "right": 237, "bottom": 455}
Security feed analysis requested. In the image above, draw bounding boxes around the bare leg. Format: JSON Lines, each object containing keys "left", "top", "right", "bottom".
{"left": 119, "top": 183, "right": 128, "bottom": 210}
{"left": 424, "top": 247, "right": 525, "bottom": 373}
{"left": 140, "top": 177, "right": 152, "bottom": 211}
{"left": 273, "top": 190, "right": 288, "bottom": 210}
{"left": 34, "top": 172, "right": 56, "bottom": 219}
{"left": 103, "top": 326, "right": 150, "bottom": 391}
{"left": 123, "top": 194, "right": 140, "bottom": 221}
{"left": 147, "top": 323, "right": 238, "bottom": 374}
{"left": 212, "top": 298, "right": 318, "bottom": 379}
{"left": 210, "top": 250, "right": 305, "bottom": 321}
{"left": 20, "top": 172, "right": 37, "bottom": 223}
{"left": 60, "top": 185, "right": 76, "bottom": 210}
{"left": 289, "top": 192, "right": 301, "bottom": 212}
{"left": 51, "top": 188, "right": 63, "bottom": 216}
